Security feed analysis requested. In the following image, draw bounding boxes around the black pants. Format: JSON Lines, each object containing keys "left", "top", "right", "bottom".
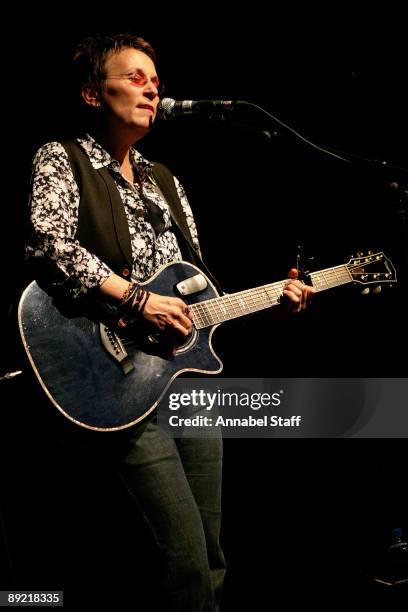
{"left": 118, "top": 422, "right": 226, "bottom": 611}
{"left": 55, "top": 414, "right": 226, "bottom": 611}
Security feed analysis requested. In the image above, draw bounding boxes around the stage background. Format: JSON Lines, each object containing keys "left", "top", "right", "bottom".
{"left": 1, "top": 7, "right": 407, "bottom": 608}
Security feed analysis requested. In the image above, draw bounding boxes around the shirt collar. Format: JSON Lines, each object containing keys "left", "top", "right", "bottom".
{"left": 76, "top": 133, "right": 154, "bottom": 174}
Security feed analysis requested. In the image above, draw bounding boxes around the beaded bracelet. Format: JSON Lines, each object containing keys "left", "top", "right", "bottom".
{"left": 118, "top": 285, "right": 150, "bottom": 328}
{"left": 120, "top": 281, "right": 140, "bottom": 306}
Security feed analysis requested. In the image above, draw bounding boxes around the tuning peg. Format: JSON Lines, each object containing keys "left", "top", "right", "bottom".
{"left": 373, "top": 285, "right": 382, "bottom": 294}
{"left": 361, "top": 287, "right": 370, "bottom": 295}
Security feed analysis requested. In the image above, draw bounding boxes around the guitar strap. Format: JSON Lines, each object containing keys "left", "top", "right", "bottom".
{"left": 151, "top": 163, "right": 224, "bottom": 295}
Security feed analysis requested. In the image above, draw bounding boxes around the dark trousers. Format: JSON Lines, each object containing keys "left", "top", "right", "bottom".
{"left": 118, "top": 422, "right": 226, "bottom": 612}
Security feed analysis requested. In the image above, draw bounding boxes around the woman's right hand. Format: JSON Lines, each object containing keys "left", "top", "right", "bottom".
{"left": 142, "top": 292, "right": 193, "bottom": 336}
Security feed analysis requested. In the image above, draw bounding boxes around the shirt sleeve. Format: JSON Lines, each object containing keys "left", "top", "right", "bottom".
{"left": 26, "top": 142, "right": 114, "bottom": 298}
{"left": 173, "top": 175, "right": 202, "bottom": 257}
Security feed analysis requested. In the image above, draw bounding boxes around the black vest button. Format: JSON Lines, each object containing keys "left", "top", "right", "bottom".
{"left": 122, "top": 268, "right": 130, "bottom": 277}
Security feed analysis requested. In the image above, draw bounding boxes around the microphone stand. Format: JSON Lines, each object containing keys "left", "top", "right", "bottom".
{"left": 230, "top": 101, "right": 407, "bottom": 173}
{"left": 210, "top": 115, "right": 274, "bottom": 143}
{"left": 211, "top": 100, "right": 408, "bottom": 282}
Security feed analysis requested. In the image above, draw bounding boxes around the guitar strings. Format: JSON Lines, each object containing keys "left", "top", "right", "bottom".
{"left": 190, "top": 259, "right": 391, "bottom": 328}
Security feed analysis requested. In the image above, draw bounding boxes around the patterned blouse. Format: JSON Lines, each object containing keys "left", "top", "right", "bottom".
{"left": 27, "top": 133, "right": 200, "bottom": 299}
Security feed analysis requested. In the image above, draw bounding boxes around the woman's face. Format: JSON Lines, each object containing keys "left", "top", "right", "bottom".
{"left": 89, "top": 47, "right": 160, "bottom": 137}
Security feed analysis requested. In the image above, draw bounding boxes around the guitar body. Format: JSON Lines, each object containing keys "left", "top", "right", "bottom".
{"left": 18, "top": 261, "right": 222, "bottom": 431}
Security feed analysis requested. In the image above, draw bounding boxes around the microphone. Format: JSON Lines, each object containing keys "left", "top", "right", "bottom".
{"left": 158, "top": 97, "right": 237, "bottom": 120}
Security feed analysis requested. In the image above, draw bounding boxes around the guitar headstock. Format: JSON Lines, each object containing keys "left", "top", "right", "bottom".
{"left": 346, "top": 251, "right": 397, "bottom": 290}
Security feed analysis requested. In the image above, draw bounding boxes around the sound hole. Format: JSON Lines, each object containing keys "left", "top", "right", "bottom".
{"left": 147, "top": 327, "right": 198, "bottom": 354}
{"left": 175, "top": 326, "right": 198, "bottom": 354}
{"left": 122, "top": 324, "right": 198, "bottom": 359}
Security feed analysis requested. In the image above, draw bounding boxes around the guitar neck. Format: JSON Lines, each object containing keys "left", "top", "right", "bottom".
{"left": 191, "top": 264, "right": 352, "bottom": 329}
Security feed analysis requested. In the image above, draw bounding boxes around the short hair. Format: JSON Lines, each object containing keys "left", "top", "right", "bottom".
{"left": 73, "top": 32, "right": 157, "bottom": 94}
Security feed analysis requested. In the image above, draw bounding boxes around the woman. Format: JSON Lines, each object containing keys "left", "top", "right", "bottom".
{"left": 27, "top": 32, "right": 313, "bottom": 611}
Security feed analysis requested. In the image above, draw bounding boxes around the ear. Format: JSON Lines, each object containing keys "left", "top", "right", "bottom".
{"left": 81, "top": 85, "right": 101, "bottom": 109}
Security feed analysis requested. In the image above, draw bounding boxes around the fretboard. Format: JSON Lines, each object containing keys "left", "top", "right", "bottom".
{"left": 191, "top": 264, "right": 352, "bottom": 329}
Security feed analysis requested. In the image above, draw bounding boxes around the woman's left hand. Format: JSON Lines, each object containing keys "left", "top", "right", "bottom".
{"left": 282, "top": 268, "right": 316, "bottom": 313}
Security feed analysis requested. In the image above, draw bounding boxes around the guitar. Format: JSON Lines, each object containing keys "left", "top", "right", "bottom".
{"left": 18, "top": 252, "right": 396, "bottom": 431}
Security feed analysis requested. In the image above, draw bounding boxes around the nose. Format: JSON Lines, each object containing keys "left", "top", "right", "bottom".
{"left": 144, "top": 79, "right": 159, "bottom": 99}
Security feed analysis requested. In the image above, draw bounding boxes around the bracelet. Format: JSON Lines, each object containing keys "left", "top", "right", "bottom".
{"left": 117, "top": 285, "right": 149, "bottom": 328}
{"left": 138, "top": 290, "right": 150, "bottom": 315}
{"left": 120, "top": 281, "right": 140, "bottom": 306}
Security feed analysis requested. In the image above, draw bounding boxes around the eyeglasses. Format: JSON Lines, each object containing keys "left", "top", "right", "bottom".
{"left": 105, "top": 69, "right": 165, "bottom": 95}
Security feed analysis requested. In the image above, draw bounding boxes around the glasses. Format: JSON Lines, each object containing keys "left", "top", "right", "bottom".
{"left": 105, "top": 69, "right": 165, "bottom": 96}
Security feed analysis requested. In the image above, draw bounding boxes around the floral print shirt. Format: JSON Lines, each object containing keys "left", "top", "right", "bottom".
{"left": 27, "top": 134, "right": 200, "bottom": 299}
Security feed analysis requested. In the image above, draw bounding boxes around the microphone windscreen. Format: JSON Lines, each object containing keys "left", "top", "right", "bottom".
{"left": 158, "top": 98, "right": 175, "bottom": 120}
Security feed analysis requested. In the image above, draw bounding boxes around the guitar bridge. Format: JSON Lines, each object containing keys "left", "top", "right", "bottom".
{"left": 99, "top": 324, "right": 134, "bottom": 375}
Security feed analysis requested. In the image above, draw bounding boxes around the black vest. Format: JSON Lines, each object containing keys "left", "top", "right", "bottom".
{"left": 61, "top": 140, "right": 199, "bottom": 280}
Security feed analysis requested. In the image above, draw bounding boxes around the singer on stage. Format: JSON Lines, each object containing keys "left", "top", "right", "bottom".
{"left": 26, "top": 32, "right": 313, "bottom": 611}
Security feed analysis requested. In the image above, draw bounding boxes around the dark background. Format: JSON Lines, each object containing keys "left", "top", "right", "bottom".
{"left": 1, "top": 7, "right": 407, "bottom": 609}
